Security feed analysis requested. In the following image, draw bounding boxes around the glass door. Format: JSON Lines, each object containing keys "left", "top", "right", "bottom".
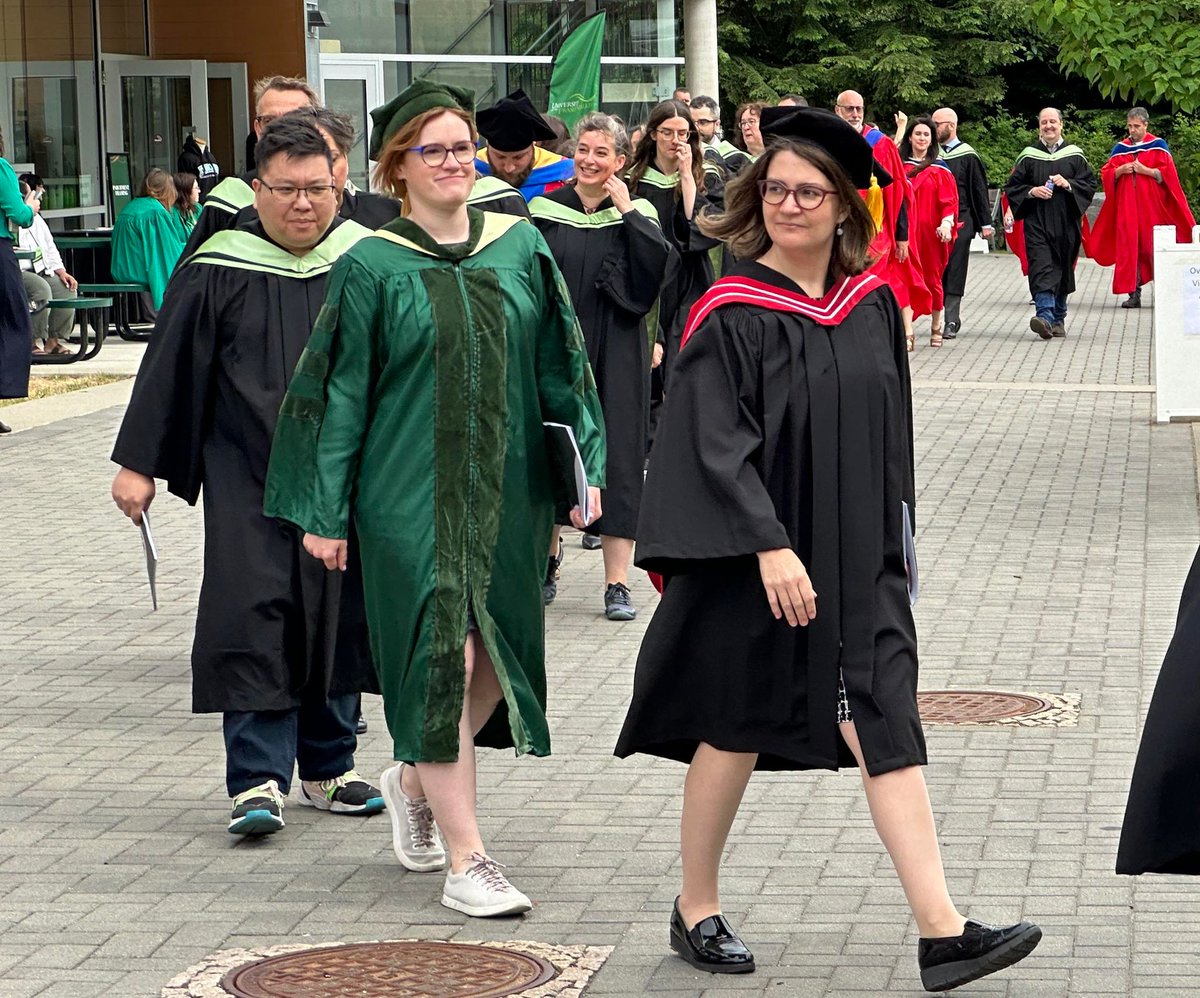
{"left": 103, "top": 59, "right": 209, "bottom": 193}
{"left": 320, "top": 60, "right": 384, "bottom": 192}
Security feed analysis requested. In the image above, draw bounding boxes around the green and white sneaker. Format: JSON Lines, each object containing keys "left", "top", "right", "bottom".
{"left": 229, "top": 779, "right": 285, "bottom": 835}
{"left": 297, "top": 770, "right": 385, "bottom": 815}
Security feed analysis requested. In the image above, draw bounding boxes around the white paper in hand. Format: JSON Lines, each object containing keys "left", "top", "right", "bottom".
{"left": 139, "top": 510, "right": 159, "bottom": 611}
{"left": 543, "top": 422, "right": 590, "bottom": 524}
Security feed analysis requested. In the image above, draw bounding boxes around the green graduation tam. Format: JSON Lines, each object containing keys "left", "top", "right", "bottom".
{"left": 759, "top": 106, "right": 891, "bottom": 189}
{"left": 369, "top": 81, "right": 475, "bottom": 160}
{"left": 477, "top": 90, "right": 558, "bottom": 152}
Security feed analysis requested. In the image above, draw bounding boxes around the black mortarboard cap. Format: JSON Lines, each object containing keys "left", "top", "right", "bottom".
{"left": 476, "top": 90, "right": 558, "bottom": 152}
{"left": 369, "top": 81, "right": 475, "bottom": 160}
{"left": 759, "top": 106, "right": 892, "bottom": 189}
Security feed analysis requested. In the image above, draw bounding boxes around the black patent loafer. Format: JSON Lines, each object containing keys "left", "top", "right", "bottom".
{"left": 669, "top": 898, "right": 755, "bottom": 974}
{"left": 918, "top": 918, "right": 1041, "bottom": 992}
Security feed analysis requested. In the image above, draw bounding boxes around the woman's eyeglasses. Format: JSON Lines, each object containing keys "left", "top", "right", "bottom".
{"left": 757, "top": 181, "right": 838, "bottom": 210}
{"left": 739, "top": 118, "right": 760, "bottom": 131}
{"left": 409, "top": 141, "right": 479, "bottom": 167}
{"left": 653, "top": 127, "right": 693, "bottom": 141}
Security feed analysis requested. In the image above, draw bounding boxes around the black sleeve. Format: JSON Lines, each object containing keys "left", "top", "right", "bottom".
{"left": 1004, "top": 158, "right": 1035, "bottom": 219}
{"left": 895, "top": 200, "right": 909, "bottom": 242}
{"left": 594, "top": 210, "right": 676, "bottom": 317}
{"left": 176, "top": 202, "right": 243, "bottom": 268}
{"left": 636, "top": 307, "right": 791, "bottom": 572}
{"left": 969, "top": 156, "right": 991, "bottom": 232}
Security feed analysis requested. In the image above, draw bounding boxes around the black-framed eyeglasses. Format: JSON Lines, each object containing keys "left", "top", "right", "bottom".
{"left": 691, "top": 117, "right": 718, "bottom": 127}
{"left": 255, "top": 107, "right": 319, "bottom": 128}
{"left": 258, "top": 182, "right": 338, "bottom": 203}
{"left": 757, "top": 180, "right": 838, "bottom": 210}
{"left": 409, "top": 141, "right": 479, "bottom": 167}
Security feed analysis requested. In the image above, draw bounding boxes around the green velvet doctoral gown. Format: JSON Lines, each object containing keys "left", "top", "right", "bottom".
{"left": 264, "top": 209, "right": 606, "bottom": 763}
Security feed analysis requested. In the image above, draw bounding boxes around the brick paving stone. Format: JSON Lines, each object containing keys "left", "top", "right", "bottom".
{"left": 1, "top": 253, "right": 1198, "bottom": 995}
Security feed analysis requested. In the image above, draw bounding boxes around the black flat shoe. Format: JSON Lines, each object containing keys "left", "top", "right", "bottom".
{"left": 918, "top": 918, "right": 1041, "bottom": 992}
{"left": 0, "top": 420, "right": 10, "bottom": 434}
{"left": 669, "top": 898, "right": 755, "bottom": 974}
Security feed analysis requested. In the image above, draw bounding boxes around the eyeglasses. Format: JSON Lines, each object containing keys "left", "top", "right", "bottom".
{"left": 409, "top": 141, "right": 478, "bottom": 167}
{"left": 258, "top": 182, "right": 338, "bottom": 203}
{"left": 757, "top": 180, "right": 838, "bottom": 210}
{"left": 739, "top": 118, "right": 759, "bottom": 130}
{"left": 691, "top": 117, "right": 717, "bottom": 126}
{"left": 836, "top": 104, "right": 864, "bottom": 113}
{"left": 654, "top": 127, "right": 693, "bottom": 140}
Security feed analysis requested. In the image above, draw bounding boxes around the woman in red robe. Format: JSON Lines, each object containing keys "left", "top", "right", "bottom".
{"left": 899, "top": 116, "right": 959, "bottom": 346}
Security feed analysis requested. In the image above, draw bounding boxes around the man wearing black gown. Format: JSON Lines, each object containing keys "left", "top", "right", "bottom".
{"left": 110, "top": 117, "right": 383, "bottom": 837}
{"left": 1003, "top": 108, "right": 1096, "bottom": 339}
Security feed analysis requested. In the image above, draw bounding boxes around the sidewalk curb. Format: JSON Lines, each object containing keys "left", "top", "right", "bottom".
{"left": 0, "top": 377, "right": 134, "bottom": 435}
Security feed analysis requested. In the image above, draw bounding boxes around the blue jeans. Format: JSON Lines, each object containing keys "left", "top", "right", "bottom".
{"left": 223, "top": 690, "right": 359, "bottom": 797}
{"left": 1034, "top": 290, "right": 1068, "bottom": 326}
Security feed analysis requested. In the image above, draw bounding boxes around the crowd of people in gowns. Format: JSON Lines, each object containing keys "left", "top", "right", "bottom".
{"left": 89, "top": 65, "right": 1200, "bottom": 995}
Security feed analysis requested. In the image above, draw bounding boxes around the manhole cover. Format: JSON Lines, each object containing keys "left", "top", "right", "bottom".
{"left": 917, "top": 690, "right": 1053, "bottom": 724}
{"left": 220, "top": 941, "right": 557, "bottom": 998}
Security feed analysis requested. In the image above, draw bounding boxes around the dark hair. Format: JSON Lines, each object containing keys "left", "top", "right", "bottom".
{"left": 698, "top": 137, "right": 876, "bottom": 272}
{"left": 778, "top": 93, "right": 809, "bottom": 106}
{"left": 538, "top": 113, "right": 571, "bottom": 155}
{"left": 254, "top": 116, "right": 334, "bottom": 174}
{"left": 302, "top": 107, "right": 355, "bottom": 156}
{"left": 898, "top": 115, "right": 941, "bottom": 176}
{"left": 172, "top": 171, "right": 198, "bottom": 214}
{"left": 627, "top": 99, "right": 705, "bottom": 195}
{"left": 690, "top": 95, "right": 719, "bottom": 115}
{"left": 19, "top": 172, "right": 43, "bottom": 189}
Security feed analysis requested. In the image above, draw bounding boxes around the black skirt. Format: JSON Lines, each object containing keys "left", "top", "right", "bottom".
{"left": 0, "top": 238, "right": 32, "bottom": 399}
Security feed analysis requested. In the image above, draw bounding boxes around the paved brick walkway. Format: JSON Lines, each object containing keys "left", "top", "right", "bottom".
{"left": 1, "top": 252, "right": 1197, "bottom": 996}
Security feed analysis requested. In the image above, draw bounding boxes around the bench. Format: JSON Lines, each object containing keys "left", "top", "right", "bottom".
{"left": 30, "top": 296, "right": 114, "bottom": 364}
{"left": 77, "top": 282, "right": 152, "bottom": 340}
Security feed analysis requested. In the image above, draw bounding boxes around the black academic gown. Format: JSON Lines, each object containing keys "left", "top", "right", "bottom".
{"left": 1117, "top": 546, "right": 1200, "bottom": 875}
{"left": 628, "top": 169, "right": 721, "bottom": 369}
{"left": 1004, "top": 144, "right": 1096, "bottom": 296}
{"left": 111, "top": 217, "right": 379, "bottom": 712}
{"left": 941, "top": 144, "right": 992, "bottom": 297}
{"left": 615, "top": 262, "right": 925, "bottom": 776}
{"left": 531, "top": 187, "right": 676, "bottom": 538}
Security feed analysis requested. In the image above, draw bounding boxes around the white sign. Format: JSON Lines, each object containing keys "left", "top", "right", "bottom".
{"left": 1153, "top": 225, "right": 1200, "bottom": 421}
{"left": 1185, "top": 264, "right": 1200, "bottom": 336}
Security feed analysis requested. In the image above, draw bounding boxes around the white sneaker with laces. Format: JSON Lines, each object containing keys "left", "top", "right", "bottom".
{"left": 441, "top": 852, "right": 532, "bottom": 917}
{"left": 380, "top": 763, "right": 446, "bottom": 871}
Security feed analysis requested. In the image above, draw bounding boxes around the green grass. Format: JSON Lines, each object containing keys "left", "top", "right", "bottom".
{"left": 0, "top": 374, "right": 131, "bottom": 407}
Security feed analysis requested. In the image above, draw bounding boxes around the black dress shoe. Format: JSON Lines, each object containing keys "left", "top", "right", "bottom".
{"left": 1029, "top": 316, "right": 1053, "bottom": 339}
{"left": 1121, "top": 290, "right": 1142, "bottom": 308}
{"left": 1050, "top": 323, "right": 1066, "bottom": 338}
{"left": 669, "top": 898, "right": 755, "bottom": 974}
{"left": 918, "top": 918, "right": 1041, "bottom": 992}
{"left": 0, "top": 420, "right": 10, "bottom": 434}
{"left": 942, "top": 321, "right": 959, "bottom": 340}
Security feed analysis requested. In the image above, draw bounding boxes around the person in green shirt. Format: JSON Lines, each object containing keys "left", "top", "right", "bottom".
{"left": 264, "top": 81, "right": 606, "bottom": 918}
{"left": 110, "top": 168, "right": 187, "bottom": 311}
{"left": 170, "top": 171, "right": 201, "bottom": 235}
{"left": 0, "top": 125, "right": 35, "bottom": 425}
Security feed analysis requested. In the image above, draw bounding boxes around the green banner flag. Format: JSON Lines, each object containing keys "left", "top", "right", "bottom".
{"left": 547, "top": 11, "right": 606, "bottom": 130}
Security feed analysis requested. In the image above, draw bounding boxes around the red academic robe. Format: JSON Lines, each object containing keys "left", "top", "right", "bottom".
{"left": 1000, "top": 192, "right": 1029, "bottom": 276}
{"left": 860, "top": 126, "right": 931, "bottom": 316}
{"left": 905, "top": 160, "right": 960, "bottom": 316}
{"left": 1084, "top": 134, "right": 1196, "bottom": 294}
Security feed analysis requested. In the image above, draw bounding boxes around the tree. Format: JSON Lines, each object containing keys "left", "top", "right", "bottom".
{"left": 715, "top": 0, "right": 1029, "bottom": 123}
{"left": 1026, "top": 0, "right": 1200, "bottom": 113}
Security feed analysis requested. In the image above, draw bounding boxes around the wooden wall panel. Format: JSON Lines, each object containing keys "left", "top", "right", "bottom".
{"left": 149, "top": 0, "right": 306, "bottom": 113}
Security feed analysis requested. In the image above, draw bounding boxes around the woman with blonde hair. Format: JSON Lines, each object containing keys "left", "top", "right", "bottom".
{"left": 264, "top": 81, "right": 605, "bottom": 918}
{"left": 616, "top": 106, "right": 1041, "bottom": 991}
{"left": 111, "top": 167, "right": 186, "bottom": 310}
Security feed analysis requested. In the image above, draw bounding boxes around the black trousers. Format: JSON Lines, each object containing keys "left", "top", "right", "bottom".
{"left": 0, "top": 239, "right": 32, "bottom": 398}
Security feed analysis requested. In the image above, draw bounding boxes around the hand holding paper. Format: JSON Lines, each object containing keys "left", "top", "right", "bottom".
{"left": 570, "top": 486, "right": 603, "bottom": 530}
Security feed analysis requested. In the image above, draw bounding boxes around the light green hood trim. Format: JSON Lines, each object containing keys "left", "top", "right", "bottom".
{"left": 371, "top": 210, "right": 526, "bottom": 258}
{"left": 185, "top": 219, "right": 372, "bottom": 277}
{"left": 1014, "top": 144, "right": 1088, "bottom": 165}
{"left": 636, "top": 167, "right": 679, "bottom": 189}
{"left": 204, "top": 176, "right": 255, "bottom": 215}
{"left": 528, "top": 195, "right": 660, "bottom": 229}
{"left": 941, "top": 142, "right": 979, "bottom": 161}
{"left": 468, "top": 175, "right": 522, "bottom": 205}
{"left": 717, "top": 140, "right": 751, "bottom": 161}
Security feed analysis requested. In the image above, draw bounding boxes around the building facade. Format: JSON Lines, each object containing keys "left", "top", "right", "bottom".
{"left": 1, "top": 1, "right": 693, "bottom": 228}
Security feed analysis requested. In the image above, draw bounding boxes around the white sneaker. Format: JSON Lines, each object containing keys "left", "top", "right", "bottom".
{"left": 380, "top": 763, "right": 446, "bottom": 871}
{"left": 441, "top": 852, "right": 532, "bottom": 917}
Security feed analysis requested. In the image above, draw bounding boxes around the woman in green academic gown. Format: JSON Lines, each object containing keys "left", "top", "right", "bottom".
{"left": 111, "top": 168, "right": 187, "bottom": 310}
{"left": 264, "top": 81, "right": 605, "bottom": 918}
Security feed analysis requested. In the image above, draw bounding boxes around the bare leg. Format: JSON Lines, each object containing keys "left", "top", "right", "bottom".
{"left": 677, "top": 742, "right": 758, "bottom": 929}
{"left": 600, "top": 535, "right": 635, "bottom": 586}
{"left": 839, "top": 721, "right": 965, "bottom": 937}
{"left": 403, "top": 633, "right": 504, "bottom": 873}
{"left": 902, "top": 304, "right": 915, "bottom": 350}
{"left": 548, "top": 525, "right": 561, "bottom": 559}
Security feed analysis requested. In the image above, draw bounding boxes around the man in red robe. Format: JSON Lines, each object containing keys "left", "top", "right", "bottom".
{"left": 1086, "top": 107, "right": 1196, "bottom": 308}
{"left": 834, "top": 90, "right": 930, "bottom": 343}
